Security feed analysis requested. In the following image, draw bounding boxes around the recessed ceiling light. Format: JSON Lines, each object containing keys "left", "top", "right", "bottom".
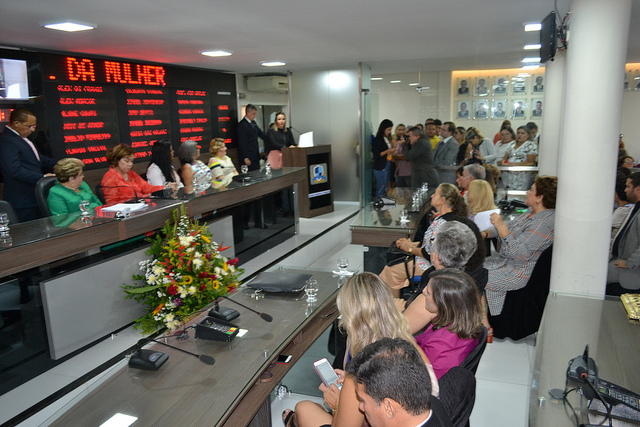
{"left": 522, "top": 65, "right": 540, "bottom": 70}
{"left": 43, "top": 21, "right": 96, "bottom": 32}
{"left": 524, "top": 23, "right": 542, "bottom": 32}
{"left": 524, "top": 44, "right": 542, "bottom": 50}
{"left": 522, "top": 57, "right": 541, "bottom": 63}
{"left": 261, "top": 61, "right": 286, "bottom": 67}
{"left": 390, "top": 80, "right": 401, "bottom": 83}
{"left": 200, "top": 50, "right": 233, "bottom": 57}
{"left": 371, "top": 77, "right": 383, "bottom": 81}
{"left": 408, "top": 83, "right": 419, "bottom": 86}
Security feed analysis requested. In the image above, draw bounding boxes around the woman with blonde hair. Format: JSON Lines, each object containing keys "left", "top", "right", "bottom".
{"left": 467, "top": 179, "right": 497, "bottom": 218}
{"left": 48, "top": 158, "right": 102, "bottom": 215}
{"left": 208, "top": 138, "right": 238, "bottom": 188}
{"left": 283, "top": 272, "right": 438, "bottom": 427}
{"left": 380, "top": 183, "right": 467, "bottom": 297}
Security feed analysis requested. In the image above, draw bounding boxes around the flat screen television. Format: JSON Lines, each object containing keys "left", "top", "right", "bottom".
{"left": 540, "top": 11, "right": 556, "bottom": 64}
{"left": 0, "top": 58, "right": 29, "bottom": 99}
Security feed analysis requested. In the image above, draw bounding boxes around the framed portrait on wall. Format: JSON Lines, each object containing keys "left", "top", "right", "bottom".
{"left": 512, "top": 76, "right": 526, "bottom": 94}
{"left": 475, "top": 100, "right": 489, "bottom": 119}
{"left": 624, "top": 71, "right": 630, "bottom": 90}
{"left": 512, "top": 100, "right": 526, "bottom": 119}
{"left": 475, "top": 77, "right": 489, "bottom": 96}
{"left": 457, "top": 101, "right": 470, "bottom": 119}
{"left": 493, "top": 76, "right": 508, "bottom": 94}
{"left": 634, "top": 71, "right": 640, "bottom": 90}
{"left": 492, "top": 100, "right": 508, "bottom": 119}
{"left": 531, "top": 99, "right": 543, "bottom": 117}
{"left": 457, "top": 77, "right": 471, "bottom": 95}
{"left": 532, "top": 75, "right": 544, "bottom": 93}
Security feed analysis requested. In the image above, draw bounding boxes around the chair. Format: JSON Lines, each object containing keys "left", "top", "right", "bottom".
{"left": 95, "top": 183, "right": 106, "bottom": 204}
{"left": 0, "top": 200, "right": 19, "bottom": 225}
{"left": 489, "top": 245, "right": 553, "bottom": 341}
{"left": 35, "top": 176, "right": 57, "bottom": 217}
{"left": 460, "top": 326, "right": 488, "bottom": 375}
{"left": 438, "top": 366, "right": 476, "bottom": 427}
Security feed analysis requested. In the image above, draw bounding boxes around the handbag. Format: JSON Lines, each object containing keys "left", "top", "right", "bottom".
{"left": 386, "top": 242, "right": 411, "bottom": 266}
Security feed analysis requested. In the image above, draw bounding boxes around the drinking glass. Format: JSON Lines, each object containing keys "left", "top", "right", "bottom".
{"left": 305, "top": 279, "right": 318, "bottom": 302}
{"left": 400, "top": 209, "right": 408, "bottom": 222}
{"left": 79, "top": 200, "right": 90, "bottom": 217}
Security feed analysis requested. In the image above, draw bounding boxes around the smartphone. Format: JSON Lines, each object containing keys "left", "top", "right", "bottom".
{"left": 313, "top": 358, "right": 342, "bottom": 389}
{"left": 276, "top": 354, "right": 292, "bottom": 364}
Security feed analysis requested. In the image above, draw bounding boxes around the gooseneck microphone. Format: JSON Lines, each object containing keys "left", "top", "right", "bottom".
{"left": 145, "top": 338, "right": 216, "bottom": 365}
{"left": 220, "top": 295, "right": 273, "bottom": 322}
{"left": 576, "top": 366, "right": 612, "bottom": 426}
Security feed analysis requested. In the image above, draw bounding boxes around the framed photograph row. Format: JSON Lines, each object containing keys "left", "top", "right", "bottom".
{"left": 456, "top": 75, "right": 544, "bottom": 96}
{"left": 624, "top": 70, "right": 640, "bottom": 90}
{"left": 456, "top": 99, "right": 543, "bottom": 120}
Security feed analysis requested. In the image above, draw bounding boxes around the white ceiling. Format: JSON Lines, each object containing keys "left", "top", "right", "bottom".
{"left": 1, "top": 0, "right": 639, "bottom": 75}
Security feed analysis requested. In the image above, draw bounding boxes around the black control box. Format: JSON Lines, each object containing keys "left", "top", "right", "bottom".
{"left": 195, "top": 316, "right": 240, "bottom": 342}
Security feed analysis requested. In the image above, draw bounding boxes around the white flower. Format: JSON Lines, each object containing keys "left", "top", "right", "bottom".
{"left": 194, "top": 251, "right": 202, "bottom": 259}
{"left": 162, "top": 277, "right": 171, "bottom": 284}
{"left": 179, "top": 235, "right": 195, "bottom": 246}
{"left": 147, "top": 274, "right": 157, "bottom": 284}
{"left": 214, "top": 267, "right": 223, "bottom": 276}
{"left": 178, "top": 287, "right": 188, "bottom": 298}
{"left": 152, "top": 264, "right": 164, "bottom": 275}
{"left": 166, "top": 319, "right": 180, "bottom": 329}
{"left": 186, "top": 247, "right": 194, "bottom": 253}
{"left": 165, "top": 313, "right": 175, "bottom": 323}
{"left": 192, "top": 258, "right": 203, "bottom": 270}
{"left": 188, "top": 286, "right": 197, "bottom": 294}
{"left": 157, "top": 291, "right": 163, "bottom": 297}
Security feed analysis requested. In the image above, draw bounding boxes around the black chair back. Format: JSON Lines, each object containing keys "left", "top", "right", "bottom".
{"left": 35, "top": 176, "right": 57, "bottom": 217}
{"left": 95, "top": 183, "right": 106, "bottom": 204}
{"left": 460, "top": 326, "right": 488, "bottom": 374}
{"left": 438, "top": 366, "right": 476, "bottom": 427}
{"left": 489, "top": 245, "right": 553, "bottom": 340}
{"left": 0, "top": 200, "right": 19, "bottom": 224}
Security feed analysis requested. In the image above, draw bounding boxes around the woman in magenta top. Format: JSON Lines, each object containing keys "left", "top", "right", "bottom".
{"left": 413, "top": 268, "right": 483, "bottom": 379}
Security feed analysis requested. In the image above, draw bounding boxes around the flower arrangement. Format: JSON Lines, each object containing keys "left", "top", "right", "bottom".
{"left": 123, "top": 204, "right": 243, "bottom": 334}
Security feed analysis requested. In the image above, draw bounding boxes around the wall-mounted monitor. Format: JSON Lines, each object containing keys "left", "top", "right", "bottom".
{"left": 0, "top": 58, "right": 29, "bottom": 99}
{"left": 540, "top": 11, "right": 556, "bottom": 64}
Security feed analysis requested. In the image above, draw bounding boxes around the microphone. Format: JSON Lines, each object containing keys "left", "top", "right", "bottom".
{"left": 220, "top": 295, "right": 273, "bottom": 322}
{"left": 129, "top": 338, "right": 215, "bottom": 370}
{"left": 100, "top": 184, "right": 140, "bottom": 203}
{"left": 576, "top": 367, "right": 612, "bottom": 425}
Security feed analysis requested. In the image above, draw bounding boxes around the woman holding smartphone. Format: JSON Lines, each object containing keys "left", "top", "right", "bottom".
{"left": 282, "top": 272, "right": 438, "bottom": 427}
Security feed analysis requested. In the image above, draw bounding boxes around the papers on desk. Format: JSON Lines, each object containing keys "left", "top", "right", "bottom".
{"left": 101, "top": 203, "right": 147, "bottom": 212}
{"left": 473, "top": 209, "right": 501, "bottom": 231}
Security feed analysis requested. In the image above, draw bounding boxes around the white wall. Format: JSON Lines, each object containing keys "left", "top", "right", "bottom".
{"left": 235, "top": 74, "right": 289, "bottom": 111}
{"left": 621, "top": 90, "right": 640, "bottom": 160}
{"left": 290, "top": 69, "right": 360, "bottom": 201}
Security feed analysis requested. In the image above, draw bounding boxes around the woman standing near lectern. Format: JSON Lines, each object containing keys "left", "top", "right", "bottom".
{"left": 265, "top": 111, "right": 296, "bottom": 169}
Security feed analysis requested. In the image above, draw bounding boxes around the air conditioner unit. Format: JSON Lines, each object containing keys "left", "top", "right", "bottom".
{"left": 247, "top": 76, "right": 289, "bottom": 93}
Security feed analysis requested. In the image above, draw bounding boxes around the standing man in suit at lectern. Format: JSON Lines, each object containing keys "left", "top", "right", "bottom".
{"left": 237, "top": 104, "right": 268, "bottom": 228}
{"left": 0, "top": 108, "right": 57, "bottom": 222}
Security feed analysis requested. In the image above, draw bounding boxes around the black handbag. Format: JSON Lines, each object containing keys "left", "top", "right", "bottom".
{"left": 386, "top": 242, "right": 411, "bottom": 266}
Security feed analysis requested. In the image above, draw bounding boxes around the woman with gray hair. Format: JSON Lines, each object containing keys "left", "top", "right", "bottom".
{"left": 178, "top": 140, "right": 211, "bottom": 195}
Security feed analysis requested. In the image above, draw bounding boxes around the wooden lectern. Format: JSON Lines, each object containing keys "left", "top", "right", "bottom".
{"left": 282, "top": 145, "right": 334, "bottom": 218}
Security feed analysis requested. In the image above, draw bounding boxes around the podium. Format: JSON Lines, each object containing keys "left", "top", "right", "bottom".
{"left": 282, "top": 145, "right": 334, "bottom": 218}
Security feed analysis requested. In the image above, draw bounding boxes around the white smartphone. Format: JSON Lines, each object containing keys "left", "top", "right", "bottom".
{"left": 313, "top": 357, "right": 342, "bottom": 389}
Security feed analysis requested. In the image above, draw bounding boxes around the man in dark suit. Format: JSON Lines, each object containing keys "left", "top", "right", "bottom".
{"left": 346, "top": 338, "right": 452, "bottom": 427}
{"left": 0, "top": 108, "right": 56, "bottom": 222}
{"left": 608, "top": 172, "right": 640, "bottom": 294}
{"left": 236, "top": 104, "right": 268, "bottom": 228}
{"left": 405, "top": 127, "right": 439, "bottom": 188}
{"left": 433, "top": 121, "right": 458, "bottom": 166}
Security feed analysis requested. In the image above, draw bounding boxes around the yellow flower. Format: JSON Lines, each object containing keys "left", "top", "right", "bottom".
{"left": 212, "top": 280, "right": 220, "bottom": 289}
{"left": 182, "top": 275, "right": 193, "bottom": 285}
{"left": 223, "top": 263, "right": 228, "bottom": 272}
{"left": 202, "top": 235, "right": 211, "bottom": 244}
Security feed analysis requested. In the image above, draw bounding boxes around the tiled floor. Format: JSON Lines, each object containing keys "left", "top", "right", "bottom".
{"left": 2, "top": 201, "right": 534, "bottom": 426}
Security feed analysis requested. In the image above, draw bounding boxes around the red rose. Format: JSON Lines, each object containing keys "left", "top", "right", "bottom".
{"left": 167, "top": 285, "right": 178, "bottom": 296}
{"left": 227, "top": 257, "right": 239, "bottom": 266}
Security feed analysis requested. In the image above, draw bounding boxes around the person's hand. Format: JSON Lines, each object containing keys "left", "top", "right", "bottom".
{"left": 614, "top": 259, "right": 628, "bottom": 269}
{"left": 44, "top": 173, "right": 55, "bottom": 177}
{"left": 489, "top": 212, "right": 503, "bottom": 227}
{"left": 473, "top": 150, "right": 485, "bottom": 161}
{"left": 320, "top": 382, "right": 342, "bottom": 411}
{"left": 244, "top": 158, "right": 251, "bottom": 166}
{"left": 394, "top": 297, "right": 407, "bottom": 312}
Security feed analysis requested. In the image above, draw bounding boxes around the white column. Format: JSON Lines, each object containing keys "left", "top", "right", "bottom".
{"left": 551, "top": 0, "right": 632, "bottom": 296}
{"left": 538, "top": 51, "right": 566, "bottom": 176}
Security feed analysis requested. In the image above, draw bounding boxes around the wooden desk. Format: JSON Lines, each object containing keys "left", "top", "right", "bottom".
{"left": 529, "top": 293, "right": 640, "bottom": 426}
{"left": 0, "top": 167, "right": 305, "bottom": 279}
{"left": 47, "top": 269, "right": 341, "bottom": 427}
